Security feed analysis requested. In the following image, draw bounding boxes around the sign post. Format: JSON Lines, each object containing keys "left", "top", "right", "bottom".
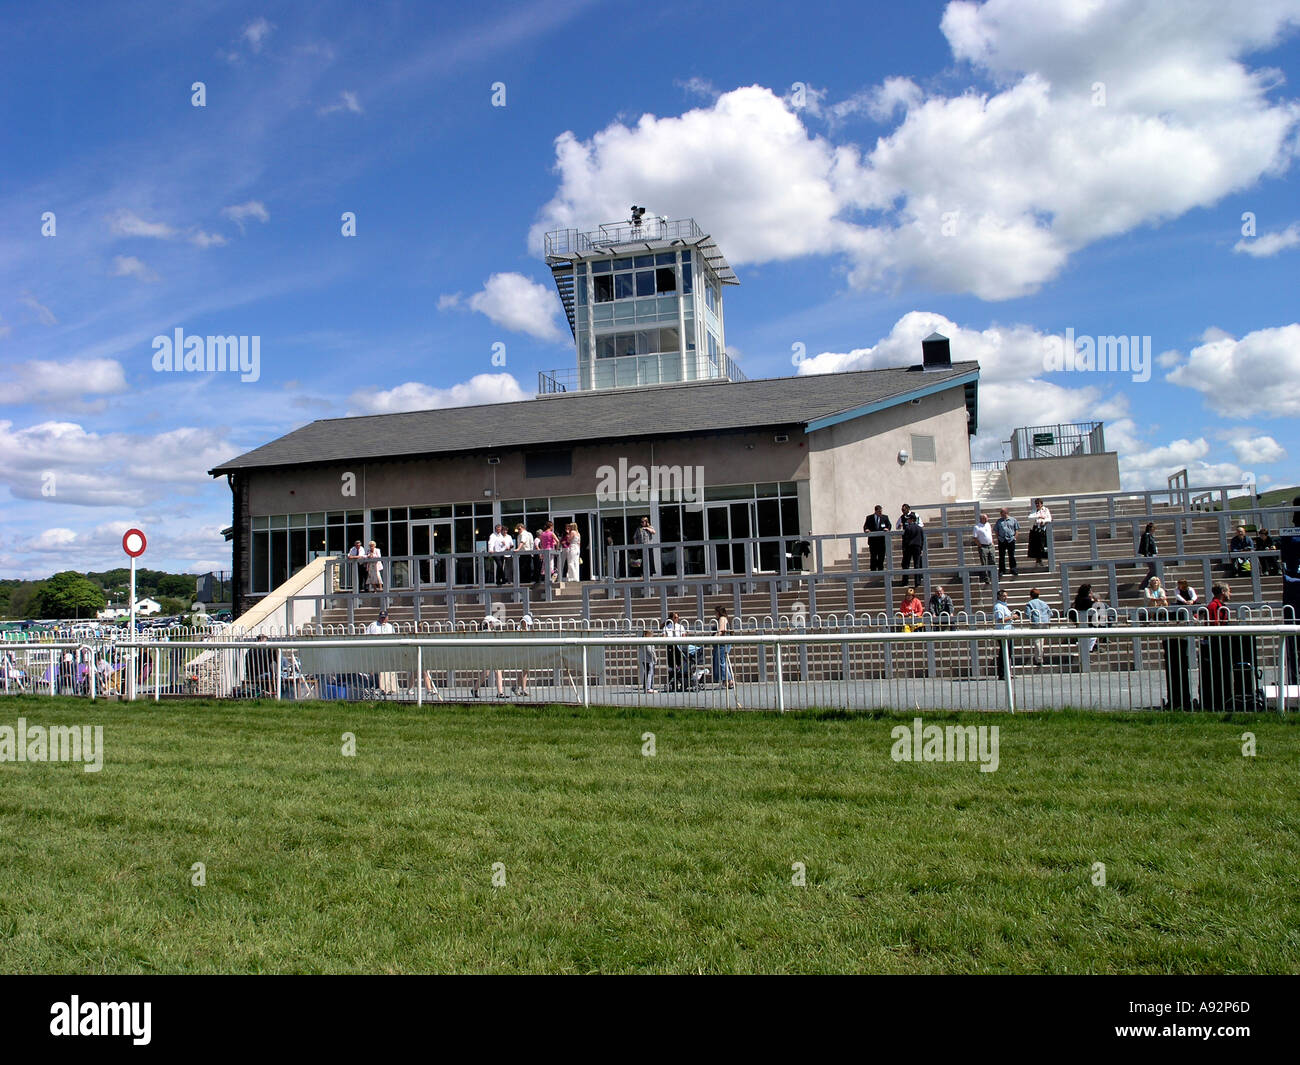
{"left": 123, "top": 529, "right": 147, "bottom": 700}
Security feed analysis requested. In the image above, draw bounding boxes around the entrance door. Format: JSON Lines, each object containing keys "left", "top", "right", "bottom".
{"left": 410, "top": 520, "right": 453, "bottom": 587}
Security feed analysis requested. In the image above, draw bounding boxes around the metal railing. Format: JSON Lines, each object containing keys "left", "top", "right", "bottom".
{"left": 544, "top": 218, "right": 705, "bottom": 258}
{"left": 538, "top": 350, "right": 746, "bottom": 394}
{"left": 1009, "top": 421, "right": 1105, "bottom": 460}
{"left": 270, "top": 504, "right": 1293, "bottom": 629}
{"left": 7, "top": 616, "right": 1296, "bottom": 713}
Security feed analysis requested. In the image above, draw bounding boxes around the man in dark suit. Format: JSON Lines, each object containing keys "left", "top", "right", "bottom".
{"left": 863, "top": 505, "right": 891, "bottom": 570}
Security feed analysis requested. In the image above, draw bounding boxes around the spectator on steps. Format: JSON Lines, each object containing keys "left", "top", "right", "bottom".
{"left": 1144, "top": 576, "right": 1170, "bottom": 613}
{"left": 1025, "top": 588, "right": 1051, "bottom": 666}
{"left": 993, "top": 589, "right": 1016, "bottom": 679}
{"left": 514, "top": 524, "right": 535, "bottom": 584}
{"left": 972, "top": 512, "right": 995, "bottom": 585}
{"left": 487, "top": 524, "right": 514, "bottom": 586}
{"left": 1028, "top": 498, "right": 1052, "bottom": 570}
{"left": 899, "top": 587, "right": 924, "bottom": 630}
{"left": 536, "top": 521, "right": 560, "bottom": 583}
{"left": 364, "top": 540, "right": 385, "bottom": 593}
{"left": 900, "top": 513, "right": 925, "bottom": 572}
{"left": 1254, "top": 528, "right": 1280, "bottom": 576}
{"left": 864, "top": 505, "right": 891, "bottom": 571}
{"left": 928, "top": 586, "right": 955, "bottom": 627}
{"left": 995, "top": 508, "right": 1020, "bottom": 577}
{"left": 1228, "top": 525, "right": 1253, "bottom": 577}
{"left": 1137, "top": 522, "right": 1159, "bottom": 589}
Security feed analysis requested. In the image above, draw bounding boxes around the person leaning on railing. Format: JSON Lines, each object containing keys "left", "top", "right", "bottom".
{"left": 1253, "top": 528, "right": 1280, "bottom": 576}
{"left": 899, "top": 587, "right": 924, "bottom": 631}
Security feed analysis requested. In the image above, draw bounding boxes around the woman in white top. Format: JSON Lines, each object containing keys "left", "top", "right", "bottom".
{"left": 365, "top": 540, "right": 385, "bottom": 592}
{"left": 1028, "top": 498, "right": 1052, "bottom": 569}
{"left": 562, "top": 522, "right": 582, "bottom": 584}
{"left": 1144, "top": 576, "right": 1169, "bottom": 612}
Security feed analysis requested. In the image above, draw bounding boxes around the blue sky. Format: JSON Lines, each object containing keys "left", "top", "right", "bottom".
{"left": 2, "top": 0, "right": 1299, "bottom": 578}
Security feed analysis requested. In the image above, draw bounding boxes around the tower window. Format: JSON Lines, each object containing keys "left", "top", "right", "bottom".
{"left": 593, "top": 275, "right": 613, "bottom": 302}
{"left": 655, "top": 267, "right": 676, "bottom": 293}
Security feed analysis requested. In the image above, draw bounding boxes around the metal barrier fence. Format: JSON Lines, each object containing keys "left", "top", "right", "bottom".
{"left": 5, "top": 619, "right": 1296, "bottom": 713}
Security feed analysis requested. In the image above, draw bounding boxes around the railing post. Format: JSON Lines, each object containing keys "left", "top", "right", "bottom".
{"left": 275, "top": 648, "right": 283, "bottom": 701}
{"left": 154, "top": 647, "right": 161, "bottom": 702}
{"left": 1002, "top": 637, "right": 1015, "bottom": 713}
{"left": 1279, "top": 636, "right": 1288, "bottom": 714}
{"left": 581, "top": 644, "right": 590, "bottom": 707}
{"left": 774, "top": 639, "right": 785, "bottom": 713}
{"left": 417, "top": 646, "right": 423, "bottom": 707}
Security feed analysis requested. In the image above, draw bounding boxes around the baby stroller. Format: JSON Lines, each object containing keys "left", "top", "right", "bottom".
{"left": 667, "top": 643, "right": 711, "bottom": 692}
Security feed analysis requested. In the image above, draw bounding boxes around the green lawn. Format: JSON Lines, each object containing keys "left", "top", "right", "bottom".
{"left": 1, "top": 696, "right": 1298, "bottom": 973}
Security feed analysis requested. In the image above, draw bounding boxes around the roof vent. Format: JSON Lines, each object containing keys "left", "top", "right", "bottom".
{"left": 922, "top": 332, "right": 951, "bottom": 370}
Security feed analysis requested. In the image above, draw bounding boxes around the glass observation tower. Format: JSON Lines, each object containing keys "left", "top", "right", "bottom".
{"left": 540, "top": 207, "right": 743, "bottom": 393}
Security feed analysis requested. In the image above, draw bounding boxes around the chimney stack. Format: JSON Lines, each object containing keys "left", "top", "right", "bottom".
{"left": 922, "top": 331, "right": 951, "bottom": 370}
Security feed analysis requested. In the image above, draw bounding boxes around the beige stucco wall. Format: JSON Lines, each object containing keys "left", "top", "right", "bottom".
{"left": 245, "top": 429, "right": 812, "bottom": 516}
{"left": 806, "top": 385, "right": 973, "bottom": 549}
{"left": 1006, "top": 453, "right": 1120, "bottom": 498}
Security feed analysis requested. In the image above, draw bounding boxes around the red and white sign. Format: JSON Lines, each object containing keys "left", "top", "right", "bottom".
{"left": 122, "top": 528, "right": 147, "bottom": 557}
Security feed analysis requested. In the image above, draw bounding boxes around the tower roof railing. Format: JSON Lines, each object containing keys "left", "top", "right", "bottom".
{"left": 545, "top": 217, "right": 705, "bottom": 259}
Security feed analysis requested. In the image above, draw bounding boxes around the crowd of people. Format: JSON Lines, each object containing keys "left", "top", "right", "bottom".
{"left": 862, "top": 498, "right": 1056, "bottom": 578}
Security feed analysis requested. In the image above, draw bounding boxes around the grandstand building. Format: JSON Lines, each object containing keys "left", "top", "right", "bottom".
{"left": 211, "top": 213, "right": 982, "bottom": 615}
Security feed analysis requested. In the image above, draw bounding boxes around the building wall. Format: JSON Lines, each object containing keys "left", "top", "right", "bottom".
{"left": 1006, "top": 452, "right": 1121, "bottom": 498}
{"left": 244, "top": 429, "right": 812, "bottom": 516}
{"left": 806, "top": 385, "right": 972, "bottom": 556}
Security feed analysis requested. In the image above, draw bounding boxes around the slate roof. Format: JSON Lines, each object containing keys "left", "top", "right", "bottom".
{"left": 210, "top": 362, "right": 979, "bottom": 474}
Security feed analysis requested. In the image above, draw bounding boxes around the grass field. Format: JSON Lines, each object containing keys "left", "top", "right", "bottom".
{"left": 2, "top": 696, "right": 1298, "bottom": 973}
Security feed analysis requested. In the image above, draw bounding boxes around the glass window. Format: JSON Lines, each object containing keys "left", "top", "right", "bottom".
{"left": 614, "top": 273, "right": 634, "bottom": 300}
{"left": 593, "top": 304, "right": 613, "bottom": 323}
{"left": 576, "top": 276, "right": 587, "bottom": 305}
{"left": 682, "top": 260, "right": 692, "bottom": 293}
{"left": 635, "top": 330, "right": 655, "bottom": 355}
{"left": 252, "top": 531, "right": 269, "bottom": 593}
{"left": 659, "top": 326, "right": 679, "bottom": 352}
{"left": 371, "top": 509, "right": 388, "bottom": 523}
{"left": 636, "top": 271, "right": 655, "bottom": 296}
{"left": 592, "top": 260, "right": 611, "bottom": 273}
{"left": 655, "top": 252, "right": 676, "bottom": 265}
{"left": 613, "top": 258, "right": 633, "bottom": 270}
{"left": 655, "top": 267, "right": 676, "bottom": 293}
{"left": 593, "top": 275, "right": 613, "bottom": 303}
{"left": 634, "top": 254, "right": 653, "bottom": 267}
{"left": 269, "top": 514, "right": 287, "bottom": 529}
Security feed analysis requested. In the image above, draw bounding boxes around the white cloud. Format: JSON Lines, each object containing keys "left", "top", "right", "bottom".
{"left": 1223, "top": 432, "right": 1288, "bottom": 464}
{"left": 1234, "top": 222, "right": 1300, "bottom": 257}
{"left": 532, "top": 2, "right": 1300, "bottom": 301}
{"left": 319, "top": 90, "right": 363, "bottom": 116}
{"left": 190, "top": 230, "right": 228, "bottom": 248}
{"left": 110, "top": 255, "right": 159, "bottom": 282}
{"left": 436, "top": 292, "right": 463, "bottom": 310}
{"left": 348, "top": 373, "right": 529, "bottom": 415}
{"left": 242, "top": 17, "right": 273, "bottom": 53}
{"left": 6, "top": 359, "right": 129, "bottom": 406}
{"left": 467, "top": 272, "right": 566, "bottom": 342}
{"left": 0, "top": 420, "right": 235, "bottom": 506}
{"left": 108, "top": 209, "right": 177, "bottom": 239}
{"left": 20, "top": 292, "right": 58, "bottom": 326}
{"left": 1166, "top": 323, "right": 1300, "bottom": 417}
{"left": 221, "top": 201, "right": 270, "bottom": 232}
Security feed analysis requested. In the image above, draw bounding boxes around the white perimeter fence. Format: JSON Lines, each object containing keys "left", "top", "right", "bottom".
{"left": 3, "top": 619, "right": 1298, "bottom": 713}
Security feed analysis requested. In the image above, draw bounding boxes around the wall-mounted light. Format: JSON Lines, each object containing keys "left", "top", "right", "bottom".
{"left": 897, "top": 450, "right": 910, "bottom": 465}
{"left": 487, "top": 456, "right": 501, "bottom": 466}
